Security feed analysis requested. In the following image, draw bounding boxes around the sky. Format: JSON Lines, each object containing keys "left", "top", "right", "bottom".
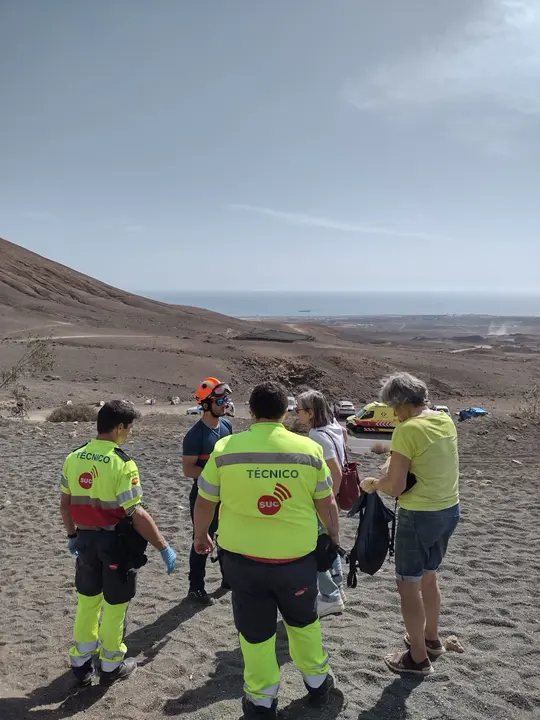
{"left": 1, "top": 0, "right": 539, "bottom": 293}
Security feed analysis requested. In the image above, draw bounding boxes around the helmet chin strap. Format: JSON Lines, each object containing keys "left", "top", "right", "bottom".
{"left": 202, "top": 399, "right": 221, "bottom": 419}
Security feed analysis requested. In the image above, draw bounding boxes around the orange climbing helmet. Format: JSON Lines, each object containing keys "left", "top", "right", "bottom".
{"left": 195, "top": 377, "right": 232, "bottom": 404}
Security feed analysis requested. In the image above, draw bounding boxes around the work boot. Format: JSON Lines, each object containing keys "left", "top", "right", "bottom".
{"left": 220, "top": 579, "right": 231, "bottom": 591}
{"left": 100, "top": 657, "right": 137, "bottom": 684}
{"left": 304, "top": 674, "right": 335, "bottom": 708}
{"left": 72, "top": 659, "right": 95, "bottom": 687}
{"left": 188, "top": 587, "right": 214, "bottom": 605}
{"left": 241, "top": 697, "right": 278, "bottom": 718}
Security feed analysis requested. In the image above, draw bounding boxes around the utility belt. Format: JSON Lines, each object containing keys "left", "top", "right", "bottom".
{"left": 222, "top": 535, "right": 343, "bottom": 573}
{"left": 78, "top": 517, "right": 148, "bottom": 580}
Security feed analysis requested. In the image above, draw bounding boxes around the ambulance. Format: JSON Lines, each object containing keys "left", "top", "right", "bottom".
{"left": 346, "top": 402, "right": 396, "bottom": 434}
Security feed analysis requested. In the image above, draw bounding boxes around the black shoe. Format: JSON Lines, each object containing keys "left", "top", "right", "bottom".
{"left": 72, "top": 659, "right": 95, "bottom": 687}
{"left": 188, "top": 588, "right": 215, "bottom": 605}
{"left": 241, "top": 697, "right": 278, "bottom": 718}
{"left": 304, "top": 674, "right": 335, "bottom": 708}
{"left": 220, "top": 579, "right": 231, "bottom": 591}
{"left": 100, "top": 657, "right": 137, "bottom": 684}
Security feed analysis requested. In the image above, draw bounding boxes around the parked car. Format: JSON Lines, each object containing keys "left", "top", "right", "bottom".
{"left": 457, "top": 407, "right": 488, "bottom": 422}
{"left": 186, "top": 405, "right": 203, "bottom": 415}
{"left": 287, "top": 396, "right": 297, "bottom": 412}
{"left": 431, "top": 404, "right": 451, "bottom": 415}
{"left": 334, "top": 400, "right": 356, "bottom": 418}
{"left": 346, "top": 402, "right": 396, "bottom": 434}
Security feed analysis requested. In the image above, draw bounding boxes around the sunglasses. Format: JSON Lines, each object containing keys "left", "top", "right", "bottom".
{"left": 214, "top": 396, "right": 230, "bottom": 407}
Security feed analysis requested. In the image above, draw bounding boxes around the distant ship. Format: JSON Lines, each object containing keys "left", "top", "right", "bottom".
{"left": 299, "top": 309, "right": 311, "bottom": 313}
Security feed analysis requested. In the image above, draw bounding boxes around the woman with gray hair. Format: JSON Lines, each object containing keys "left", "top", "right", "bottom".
{"left": 361, "top": 372, "right": 460, "bottom": 677}
{"left": 297, "top": 390, "right": 348, "bottom": 618}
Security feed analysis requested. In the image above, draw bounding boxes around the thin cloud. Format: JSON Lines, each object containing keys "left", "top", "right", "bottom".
{"left": 104, "top": 221, "right": 145, "bottom": 233}
{"left": 343, "top": 0, "right": 540, "bottom": 151}
{"left": 229, "top": 204, "right": 447, "bottom": 242}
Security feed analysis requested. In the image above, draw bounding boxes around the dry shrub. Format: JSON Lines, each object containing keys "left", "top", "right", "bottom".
{"left": 47, "top": 404, "right": 98, "bottom": 423}
{"left": 519, "top": 382, "right": 540, "bottom": 423}
{"left": 371, "top": 441, "right": 390, "bottom": 456}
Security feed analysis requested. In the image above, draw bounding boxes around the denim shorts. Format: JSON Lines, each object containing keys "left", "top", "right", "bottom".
{"left": 395, "top": 504, "right": 460, "bottom": 582}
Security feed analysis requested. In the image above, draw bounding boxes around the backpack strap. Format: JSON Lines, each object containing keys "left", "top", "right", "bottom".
{"left": 389, "top": 499, "right": 398, "bottom": 558}
{"left": 318, "top": 429, "right": 345, "bottom": 469}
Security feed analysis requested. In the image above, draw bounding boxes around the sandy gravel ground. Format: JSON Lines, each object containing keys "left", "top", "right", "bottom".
{"left": 0, "top": 415, "right": 539, "bottom": 720}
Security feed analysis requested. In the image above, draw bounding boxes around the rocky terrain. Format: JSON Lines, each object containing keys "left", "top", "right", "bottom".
{"left": 0, "top": 413, "right": 539, "bottom": 719}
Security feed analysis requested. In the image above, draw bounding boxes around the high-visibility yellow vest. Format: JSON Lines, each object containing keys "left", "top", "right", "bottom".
{"left": 61, "top": 439, "right": 142, "bottom": 529}
{"left": 199, "top": 422, "right": 332, "bottom": 560}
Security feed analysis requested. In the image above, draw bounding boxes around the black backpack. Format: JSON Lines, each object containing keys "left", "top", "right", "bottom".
{"left": 346, "top": 493, "right": 396, "bottom": 587}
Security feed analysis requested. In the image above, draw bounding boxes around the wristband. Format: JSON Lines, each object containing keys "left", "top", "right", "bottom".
{"left": 67, "top": 533, "right": 77, "bottom": 539}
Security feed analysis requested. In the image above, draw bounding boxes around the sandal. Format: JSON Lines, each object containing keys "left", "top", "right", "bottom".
{"left": 384, "top": 650, "right": 434, "bottom": 677}
{"left": 404, "top": 633, "right": 446, "bottom": 657}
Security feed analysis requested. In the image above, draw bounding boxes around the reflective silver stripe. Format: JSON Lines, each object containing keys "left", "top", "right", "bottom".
{"left": 116, "top": 486, "right": 142, "bottom": 505}
{"left": 71, "top": 497, "right": 119, "bottom": 509}
{"left": 245, "top": 682, "right": 280, "bottom": 705}
{"left": 215, "top": 452, "right": 322, "bottom": 470}
{"left": 102, "top": 648, "right": 124, "bottom": 660}
{"left": 101, "top": 659, "right": 123, "bottom": 672}
{"left": 75, "top": 640, "right": 99, "bottom": 654}
{"left": 71, "top": 655, "right": 93, "bottom": 667}
{"left": 311, "top": 655, "right": 330, "bottom": 672}
{"left": 303, "top": 672, "right": 329, "bottom": 688}
{"left": 198, "top": 477, "right": 220, "bottom": 498}
{"left": 315, "top": 476, "right": 333, "bottom": 493}
{"left": 60, "top": 476, "right": 69, "bottom": 489}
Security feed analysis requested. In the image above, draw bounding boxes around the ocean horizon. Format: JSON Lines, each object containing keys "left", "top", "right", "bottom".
{"left": 139, "top": 290, "right": 540, "bottom": 319}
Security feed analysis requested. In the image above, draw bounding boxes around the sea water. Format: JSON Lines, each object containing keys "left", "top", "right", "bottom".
{"left": 140, "top": 290, "right": 540, "bottom": 318}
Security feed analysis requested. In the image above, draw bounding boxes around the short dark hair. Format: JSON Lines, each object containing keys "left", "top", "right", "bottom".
{"left": 97, "top": 400, "right": 141, "bottom": 433}
{"left": 249, "top": 382, "right": 288, "bottom": 421}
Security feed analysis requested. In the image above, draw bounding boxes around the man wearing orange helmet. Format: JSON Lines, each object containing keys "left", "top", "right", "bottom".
{"left": 182, "top": 377, "right": 233, "bottom": 604}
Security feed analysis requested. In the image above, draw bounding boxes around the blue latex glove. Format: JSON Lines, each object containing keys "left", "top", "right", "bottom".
{"left": 160, "top": 545, "right": 177, "bottom": 574}
{"left": 67, "top": 536, "right": 79, "bottom": 557}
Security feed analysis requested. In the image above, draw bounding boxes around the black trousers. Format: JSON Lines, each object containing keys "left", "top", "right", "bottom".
{"left": 75, "top": 530, "right": 137, "bottom": 605}
{"left": 189, "top": 480, "right": 222, "bottom": 590}
{"left": 222, "top": 551, "right": 318, "bottom": 644}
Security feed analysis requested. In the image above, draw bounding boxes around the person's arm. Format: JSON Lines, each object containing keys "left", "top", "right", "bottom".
{"left": 315, "top": 494, "right": 340, "bottom": 545}
{"left": 183, "top": 455, "right": 202, "bottom": 479}
{"left": 182, "top": 425, "right": 203, "bottom": 478}
{"left": 131, "top": 506, "right": 168, "bottom": 550}
{"left": 310, "top": 430, "right": 342, "bottom": 494}
{"left": 193, "top": 496, "right": 217, "bottom": 554}
{"left": 361, "top": 451, "right": 410, "bottom": 496}
{"left": 326, "top": 457, "right": 342, "bottom": 495}
{"left": 115, "top": 459, "right": 166, "bottom": 551}
{"left": 194, "top": 449, "right": 222, "bottom": 554}
{"left": 60, "top": 493, "right": 76, "bottom": 536}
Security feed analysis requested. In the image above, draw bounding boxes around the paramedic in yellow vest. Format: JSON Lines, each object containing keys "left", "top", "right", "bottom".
{"left": 194, "top": 382, "right": 341, "bottom": 718}
{"left": 60, "top": 399, "right": 177, "bottom": 685}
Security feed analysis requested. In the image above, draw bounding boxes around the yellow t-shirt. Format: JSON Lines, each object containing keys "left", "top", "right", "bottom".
{"left": 391, "top": 412, "right": 459, "bottom": 512}
{"left": 199, "top": 422, "right": 333, "bottom": 560}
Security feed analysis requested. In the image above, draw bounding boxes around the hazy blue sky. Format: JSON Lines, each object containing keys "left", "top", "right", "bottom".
{"left": 1, "top": 0, "right": 539, "bottom": 292}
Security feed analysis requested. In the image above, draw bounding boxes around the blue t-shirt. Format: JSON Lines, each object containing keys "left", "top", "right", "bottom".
{"left": 182, "top": 418, "right": 232, "bottom": 470}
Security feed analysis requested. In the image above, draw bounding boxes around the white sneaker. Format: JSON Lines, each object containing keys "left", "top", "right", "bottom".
{"left": 318, "top": 597, "right": 345, "bottom": 618}
{"left": 339, "top": 586, "right": 347, "bottom": 604}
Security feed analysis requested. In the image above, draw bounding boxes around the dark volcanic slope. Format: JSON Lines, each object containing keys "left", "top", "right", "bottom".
{"left": 0, "top": 238, "right": 247, "bottom": 335}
